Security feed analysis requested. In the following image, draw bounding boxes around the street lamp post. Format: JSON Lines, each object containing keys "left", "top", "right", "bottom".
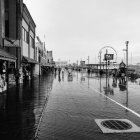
{"left": 125, "top": 41, "right": 129, "bottom": 109}
{"left": 87, "top": 56, "right": 89, "bottom": 71}
{"left": 125, "top": 41, "right": 129, "bottom": 86}
{"left": 99, "top": 51, "right": 102, "bottom": 73}
{"left": 80, "top": 58, "right": 82, "bottom": 70}
{"left": 125, "top": 41, "right": 129, "bottom": 69}
{"left": 123, "top": 41, "right": 129, "bottom": 85}
{"left": 123, "top": 42, "right": 129, "bottom": 71}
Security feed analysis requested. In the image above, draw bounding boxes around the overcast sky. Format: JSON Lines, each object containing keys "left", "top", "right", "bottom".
{"left": 24, "top": 0, "right": 140, "bottom": 64}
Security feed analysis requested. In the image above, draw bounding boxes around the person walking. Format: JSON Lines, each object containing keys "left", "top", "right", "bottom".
{"left": 58, "top": 67, "right": 61, "bottom": 75}
{"left": 0, "top": 75, "right": 4, "bottom": 93}
{"left": 14, "top": 69, "right": 20, "bottom": 85}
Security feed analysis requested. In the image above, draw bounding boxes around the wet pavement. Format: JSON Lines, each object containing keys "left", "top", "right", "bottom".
{"left": 35, "top": 71, "right": 140, "bottom": 140}
{"left": 0, "top": 71, "right": 140, "bottom": 140}
{"left": 0, "top": 73, "right": 54, "bottom": 140}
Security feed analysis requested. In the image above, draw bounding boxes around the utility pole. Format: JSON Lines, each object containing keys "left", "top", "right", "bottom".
{"left": 88, "top": 56, "right": 89, "bottom": 65}
{"left": 125, "top": 41, "right": 129, "bottom": 69}
{"left": 106, "top": 49, "right": 108, "bottom": 77}
{"left": 80, "top": 58, "right": 82, "bottom": 70}
{"left": 125, "top": 41, "right": 129, "bottom": 86}
{"left": 123, "top": 41, "right": 129, "bottom": 79}
{"left": 105, "top": 49, "right": 108, "bottom": 89}
{"left": 77, "top": 60, "right": 78, "bottom": 70}
{"left": 125, "top": 41, "right": 129, "bottom": 110}
{"left": 100, "top": 51, "right": 101, "bottom": 73}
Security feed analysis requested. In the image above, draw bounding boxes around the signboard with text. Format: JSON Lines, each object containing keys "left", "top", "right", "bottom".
{"left": 104, "top": 54, "right": 114, "bottom": 60}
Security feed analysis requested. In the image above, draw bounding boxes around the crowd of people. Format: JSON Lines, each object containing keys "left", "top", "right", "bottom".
{"left": 54, "top": 66, "right": 74, "bottom": 82}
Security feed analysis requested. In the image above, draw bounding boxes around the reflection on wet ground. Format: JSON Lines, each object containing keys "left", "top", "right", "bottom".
{"left": 36, "top": 71, "right": 140, "bottom": 140}
{"left": 0, "top": 73, "right": 54, "bottom": 140}
{"left": 1, "top": 71, "right": 140, "bottom": 139}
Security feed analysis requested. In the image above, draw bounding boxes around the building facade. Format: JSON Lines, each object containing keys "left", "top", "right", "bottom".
{"left": 0, "top": 0, "right": 54, "bottom": 90}
{"left": 47, "top": 51, "right": 53, "bottom": 64}
{"left": 35, "top": 36, "right": 45, "bottom": 75}
{"left": 0, "top": 0, "right": 38, "bottom": 85}
{"left": 4, "top": 0, "right": 23, "bottom": 69}
{"left": 21, "top": 3, "right": 38, "bottom": 80}
{"left": 4, "top": 1, "right": 38, "bottom": 81}
{"left": 0, "top": 0, "right": 19, "bottom": 92}
{"left": 35, "top": 37, "right": 54, "bottom": 74}
{"left": 55, "top": 60, "right": 67, "bottom": 67}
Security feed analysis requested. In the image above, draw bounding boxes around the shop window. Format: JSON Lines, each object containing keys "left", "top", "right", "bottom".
{"left": 0, "top": 61, "right": 6, "bottom": 74}
{"left": 30, "top": 36, "right": 34, "bottom": 48}
{"left": 22, "top": 27, "right": 29, "bottom": 44}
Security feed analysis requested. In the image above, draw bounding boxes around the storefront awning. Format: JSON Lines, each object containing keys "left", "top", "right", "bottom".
{"left": 22, "top": 56, "right": 38, "bottom": 64}
{"left": 0, "top": 48, "right": 17, "bottom": 62}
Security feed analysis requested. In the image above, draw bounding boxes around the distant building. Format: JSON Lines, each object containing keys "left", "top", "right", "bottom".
{"left": 35, "top": 37, "right": 55, "bottom": 74}
{"left": 128, "top": 64, "right": 140, "bottom": 74}
{"left": 55, "top": 60, "right": 67, "bottom": 67}
{"left": 86, "top": 63, "right": 119, "bottom": 70}
{"left": 47, "top": 51, "right": 53, "bottom": 64}
{"left": 80, "top": 61, "right": 85, "bottom": 67}
{"left": 35, "top": 36, "right": 46, "bottom": 65}
{"left": 72, "top": 63, "right": 77, "bottom": 67}
{"left": 35, "top": 37, "right": 50, "bottom": 73}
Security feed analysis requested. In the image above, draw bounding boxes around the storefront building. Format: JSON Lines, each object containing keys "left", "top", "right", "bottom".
{"left": 0, "top": 0, "right": 19, "bottom": 92}
{"left": 1, "top": 0, "right": 37, "bottom": 86}
{"left": 21, "top": 3, "right": 38, "bottom": 80}
{"left": 0, "top": 48, "right": 17, "bottom": 92}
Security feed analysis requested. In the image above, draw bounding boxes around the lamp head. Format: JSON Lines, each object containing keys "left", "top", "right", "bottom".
{"left": 125, "top": 41, "right": 129, "bottom": 45}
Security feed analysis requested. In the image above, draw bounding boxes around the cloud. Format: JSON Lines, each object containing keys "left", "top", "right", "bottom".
{"left": 24, "top": 0, "right": 140, "bottom": 64}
